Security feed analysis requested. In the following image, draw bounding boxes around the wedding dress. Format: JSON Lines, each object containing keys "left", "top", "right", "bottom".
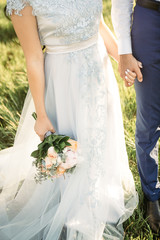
{"left": 0, "top": 0, "right": 138, "bottom": 239}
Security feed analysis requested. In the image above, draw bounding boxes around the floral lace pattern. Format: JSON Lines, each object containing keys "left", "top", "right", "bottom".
{"left": 7, "top": 0, "right": 102, "bottom": 45}
{"left": 79, "top": 46, "right": 107, "bottom": 209}
{"left": 66, "top": 45, "right": 107, "bottom": 210}
{"left": 7, "top": 0, "right": 27, "bottom": 16}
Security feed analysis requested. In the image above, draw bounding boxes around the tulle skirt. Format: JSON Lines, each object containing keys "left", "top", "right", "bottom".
{"left": 0, "top": 36, "right": 138, "bottom": 240}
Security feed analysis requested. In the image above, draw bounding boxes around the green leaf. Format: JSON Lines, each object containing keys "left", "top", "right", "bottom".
{"left": 51, "top": 135, "right": 59, "bottom": 141}
{"left": 32, "top": 112, "right": 37, "bottom": 120}
{"left": 59, "top": 141, "right": 66, "bottom": 149}
{"left": 31, "top": 150, "right": 39, "bottom": 158}
{"left": 37, "top": 141, "right": 46, "bottom": 149}
{"left": 54, "top": 135, "right": 65, "bottom": 144}
{"left": 54, "top": 146, "right": 59, "bottom": 153}
{"left": 60, "top": 136, "right": 70, "bottom": 142}
{"left": 65, "top": 142, "right": 71, "bottom": 146}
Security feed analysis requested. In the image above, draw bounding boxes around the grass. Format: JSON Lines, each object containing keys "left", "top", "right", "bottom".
{"left": 0, "top": 1, "right": 28, "bottom": 148}
{"left": 0, "top": 0, "right": 159, "bottom": 239}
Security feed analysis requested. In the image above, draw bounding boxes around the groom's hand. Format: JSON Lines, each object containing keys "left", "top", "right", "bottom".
{"left": 119, "top": 54, "right": 143, "bottom": 87}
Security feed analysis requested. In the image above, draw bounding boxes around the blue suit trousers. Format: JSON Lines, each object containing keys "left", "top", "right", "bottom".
{"left": 131, "top": 4, "right": 160, "bottom": 201}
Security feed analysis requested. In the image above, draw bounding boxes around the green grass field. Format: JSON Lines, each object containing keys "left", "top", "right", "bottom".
{"left": 0, "top": 0, "right": 159, "bottom": 239}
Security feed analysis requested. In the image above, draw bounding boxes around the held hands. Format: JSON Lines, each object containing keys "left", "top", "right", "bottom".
{"left": 34, "top": 115, "right": 55, "bottom": 141}
{"left": 119, "top": 54, "right": 143, "bottom": 87}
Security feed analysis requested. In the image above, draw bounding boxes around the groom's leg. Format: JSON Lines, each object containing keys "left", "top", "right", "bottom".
{"left": 135, "top": 67, "right": 160, "bottom": 201}
{"left": 132, "top": 4, "right": 160, "bottom": 201}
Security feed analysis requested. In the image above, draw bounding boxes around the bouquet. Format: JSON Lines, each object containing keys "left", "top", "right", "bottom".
{"left": 31, "top": 131, "right": 78, "bottom": 183}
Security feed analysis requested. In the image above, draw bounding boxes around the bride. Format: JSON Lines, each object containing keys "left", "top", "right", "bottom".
{"left": 0, "top": 0, "right": 138, "bottom": 239}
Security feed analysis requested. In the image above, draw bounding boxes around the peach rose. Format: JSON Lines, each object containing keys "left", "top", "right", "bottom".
{"left": 57, "top": 166, "right": 65, "bottom": 176}
{"left": 67, "top": 139, "right": 77, "bottom": 152}
{"left": 47, "top": 146, "right": 58, "bottom": 159}
{"left": 44, "top": 157, "right": 52, "bottom": 169}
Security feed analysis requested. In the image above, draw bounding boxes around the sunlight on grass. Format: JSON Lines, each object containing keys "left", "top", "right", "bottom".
{"left": 0, "top": 0, "right": 28, "bottom": 149}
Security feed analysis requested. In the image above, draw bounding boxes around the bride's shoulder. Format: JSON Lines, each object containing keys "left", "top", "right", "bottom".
{"left": 6, "top": 0, "right": 28, "bottom": 16}
{"left": 6, "top": 0, "right": 54, "bottom": 17}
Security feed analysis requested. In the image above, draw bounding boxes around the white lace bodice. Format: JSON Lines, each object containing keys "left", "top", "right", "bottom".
{"left": 7, "top": 0, "right": 102, "bottom": 47}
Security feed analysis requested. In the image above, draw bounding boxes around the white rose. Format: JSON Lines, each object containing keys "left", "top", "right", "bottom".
{"left": 51, "top": 157, "right": 57, "bottom": 165}
{"left": 47, "top": 146, "right": 57, "bottom": 158}
{"left": 63, "top": 147, "right": 70, "bottom": 154}
{"left": 57, "top": 156, "right": 62, "bottom": 164}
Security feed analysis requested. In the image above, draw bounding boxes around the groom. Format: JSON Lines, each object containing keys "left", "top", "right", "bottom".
{"left": 112, "top": 0, "right": 160, "bottom": 233}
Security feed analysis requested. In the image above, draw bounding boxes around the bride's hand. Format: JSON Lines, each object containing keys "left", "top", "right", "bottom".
{"left": 124, "top": 60, "right": 143, "bottom": 87}
{"left": 34, "top": 116, "right": 55, "bottom": 141}
{"left": 124, "top": 69, "right": 137, "bottom": 87}
{"left": 119, "top": 54, "right": 143, "bottom": 87}
{"left": 125, "top": 61, "right": 143, "bottom": 87}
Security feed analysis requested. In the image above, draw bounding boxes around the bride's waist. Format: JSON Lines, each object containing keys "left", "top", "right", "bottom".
{"left": 45, "top": 34, "right": 98, "bottom": 54}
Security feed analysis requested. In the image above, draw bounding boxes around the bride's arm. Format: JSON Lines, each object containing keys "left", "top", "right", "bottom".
{"left": 11, "top": 6, "right": 55, "bottom": 140}
{"left": 99, "top": 16, "right": 119, "bottom": 62}
{"left": 99, "top": 16, "right": 137, "bottom": 86}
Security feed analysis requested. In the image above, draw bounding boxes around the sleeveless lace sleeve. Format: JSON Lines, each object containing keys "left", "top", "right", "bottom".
{"left": 6, "top": 0, "right": 29, "bottom": 16}
{"left": 6, "top": 0, "right": 51, "bottom": 17}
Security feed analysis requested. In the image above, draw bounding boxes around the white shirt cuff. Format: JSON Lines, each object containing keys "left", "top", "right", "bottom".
{"left": 118, "top": 37, "right": 132, "bottom": 55}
